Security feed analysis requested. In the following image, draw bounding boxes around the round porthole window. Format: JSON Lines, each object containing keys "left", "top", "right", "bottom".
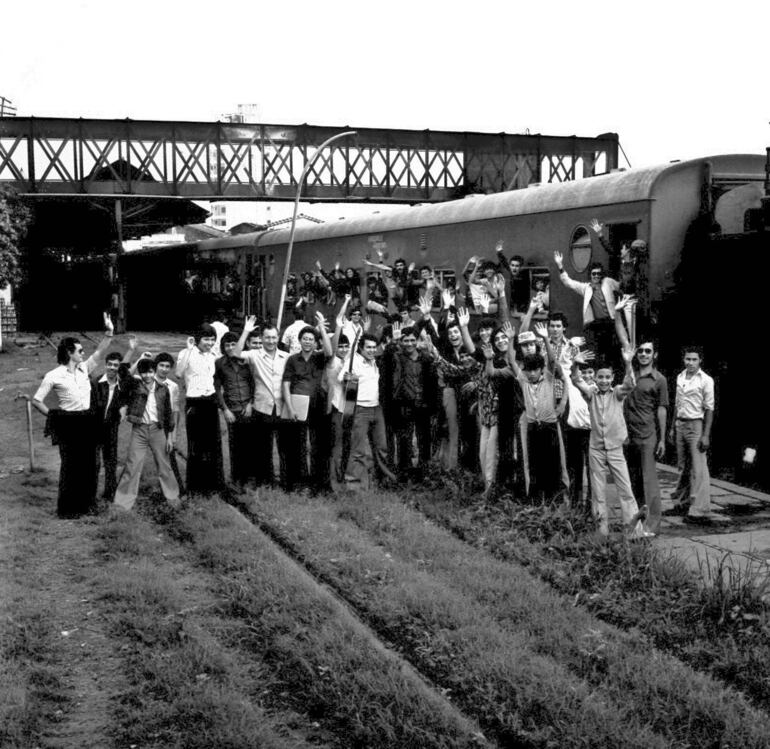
{"left": 570, "top": 226, "right": 592, "bottom": 273}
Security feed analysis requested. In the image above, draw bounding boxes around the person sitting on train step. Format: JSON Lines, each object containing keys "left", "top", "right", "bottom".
{"left": 553, "top": 250, "right": 620, "bottom": 368}
{"left": 281, "top": 301, "right": 309, "bottom": 355}
{"left": 282, "top": 312, "right": 333, "bottom": 493}
{"left": 236, "top": 317, "right": 290, "bottom": 488}
{"left": 175, "top": 324, "right": 224, "bottom": 496}
{"left": 339, "top": 333, "right": 397, "bottom": 490}
{"left": 215, "top": 332, "right": 256, "bottom": 489}
{"left": 113, "top": 358, "right": 180, "bottom": 511}
{"left": 386, "top": 322, "right": 438, "bottom": 480}
{"left": 666, "top": 346, "right": 715, "bottom": 524}
{"left": 495, "top": 242, "right": 531, "bottom": 314}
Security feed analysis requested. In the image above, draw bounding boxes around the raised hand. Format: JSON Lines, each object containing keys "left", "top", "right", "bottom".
{"left": 569, "top": 336, "right": 586, "bottom": 348}
{"left": 533, "top": 322, "right": 549, "bottom": 339}
{"left": 481, "top": 343, "right": 494, "bottom": 360}
{"left": 457, "top": 307, "right": 470, "bottom": 327}
{"left": 363, "top": 315, "right": 372, "bottom": 332}
{"left": 315, "top": 259, "right": 322, "bottom": 270}
{"left": 103, "top": 312, "right": 114, "bottom": 335}
{"left": 418, "top": 294, "right": 432, "bottom": 316}
{"left": 502, "top": 321, "right": 515, "bottom": 340}
{"left": 621, "top": 344, "right": 635, "bottom": 364}
{"left": 407, "top": 262, "right": 416, "bottom": 273}
{"left": 391, "top": 321, "right": 402, "bottom": 341}
{"left": 615, "top": 294, "right": 635, "bottom": 312}
{"left": 581, "top": 349, "right": 595, "bottom": 362}
{"left": 589, "top": 218, "right": 603, "bottom": 235}
{"left": 244, "top": 315, "right": 257, "bottom": 333}
{"left": 127, "top": 334, "right": 138, "bottom": 351}
{"left": 495, "top": 239, "right": 504, "bottom": 254}
{"left": 553, "top": 250, "right": 564, "bottom": 269}
{"left": 442, "top": 288, "right": 453, "bottom": 309}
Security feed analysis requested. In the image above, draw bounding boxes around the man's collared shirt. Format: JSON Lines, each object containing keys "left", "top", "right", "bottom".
{"left": 624, "top": 368, "right": 669, "bottom": 440}
{"left": 176, "top": 347, "right": 216, "bottom": 397}
{"left": 281, "top": 320, "right": 308, "bottom": 355}
{"left": 518, "top": 371, "right": 558, "bottom": 424}
{"left": 97, "top": 373, "right": 120, "bottom": 413}
{"left": 214, "top": 355, "right": 254, "bottom": 412}
{"left": 157, "top": 377, "right": 180, "bottom": 413}
{"left": 243, "top": 348, "right": 289, "bottom": 416}
{"left": 283, "top": 350, "right": 329, "bottom": 402}
{"left": 676, "top": 368, "right": 715, "bottom": 420}
{"left": 339, "top": 353, "right": 380, "bottom": 407}
{"left": 34, "top": 354, "right": 99, "bottom": 411}
{"left": 589, "top": 386, "right": 629, "bottom": 450}
{"left": 142, "top": 381, "right": 159, "bottom": 424}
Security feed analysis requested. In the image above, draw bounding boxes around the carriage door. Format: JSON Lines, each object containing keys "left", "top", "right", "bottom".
{"left": 244, "top": 254, "right": 267, "bottom": 320}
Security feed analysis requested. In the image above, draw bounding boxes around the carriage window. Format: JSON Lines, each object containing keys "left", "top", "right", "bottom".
{"left": 569, "top": 226, "right": 592, "bottom": 273}
{"left": 433, "top": 268, "right": 457, "bottom": 307}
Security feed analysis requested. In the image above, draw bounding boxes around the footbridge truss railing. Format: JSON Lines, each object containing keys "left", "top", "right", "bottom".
{"left": 0, "top": 117, "right": 618, "bottom": 202}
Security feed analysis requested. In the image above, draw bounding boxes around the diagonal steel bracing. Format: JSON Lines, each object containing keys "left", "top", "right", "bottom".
{"left": 0, "top": 117, "right": 618, "bottom": 202}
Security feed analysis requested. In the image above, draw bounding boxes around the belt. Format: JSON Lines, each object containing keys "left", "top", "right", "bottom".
{"left": 676, "top": 416, "right": 703, "bottom": 422}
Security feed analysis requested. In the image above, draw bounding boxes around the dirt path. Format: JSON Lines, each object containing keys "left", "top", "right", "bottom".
{"left": 1, "top": 467, "right": 125, "bottom": 747}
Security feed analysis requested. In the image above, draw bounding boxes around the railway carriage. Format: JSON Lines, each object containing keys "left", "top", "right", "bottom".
{"left": 123, "top": 153, "right": 767, "bottom": 331}
{"left": 121, "top": 153, "right": 770, "bottom": 482}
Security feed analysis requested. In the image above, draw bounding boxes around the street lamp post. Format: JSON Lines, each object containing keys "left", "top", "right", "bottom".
{"left": 275, "top": 130, "right": 357, "bottom": 331}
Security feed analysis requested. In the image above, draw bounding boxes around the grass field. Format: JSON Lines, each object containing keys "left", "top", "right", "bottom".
{"left": 4, "top": 337, "right": 770, "bottom": 747}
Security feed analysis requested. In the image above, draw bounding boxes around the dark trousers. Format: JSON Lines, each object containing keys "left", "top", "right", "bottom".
{"left": 185, "top": 396, "right": 224, "bottom": 494}
{"left": 226, "top": 412, "right": 258, "bottom": 485}
{"left": 396, "top": 403, "right": 433, "bottom": 475}
{"left": 284, "top": 404, "right": 330, "bottom": 491}
{"left": 97, "top": 421, "right": 120, "bottom": 501}
{"left": 565, "top": 425, "right": 591, "bottom": 507}
{"left": 585, "top": 318, "right": 619, "bottom": 370}
{"left": 527, "top": 421, "right": 563, "bottom": 501}
{"left": 624, "top": 435, "right": 661, "bottom": 533}
{"left": 56, "top": 411, "right": 98, "bottom": 517}
{"left": 254, "top": 409, "right": 288, "bottom": 487}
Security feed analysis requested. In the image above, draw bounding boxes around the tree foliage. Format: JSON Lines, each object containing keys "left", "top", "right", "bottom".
{"left": 0, "top": 184, "right": 30, "bottom": 290}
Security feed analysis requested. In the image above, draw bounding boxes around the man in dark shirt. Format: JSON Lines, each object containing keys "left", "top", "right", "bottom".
{"left": 214, "top": 332, "right": 256, "bottom": 488}
{"left": 282, "top": 313, "right": 332, "bottom": 492}
{"left": 387, "top": 324, "right": 437, "bottom": 478}
{"left": 623, "top": 339, "right": 668, "bottom": 534}
{"left": 91, "top": 350, "right": 127, "bottom": 502}
{"left": 496, "top": 245, "right": 531, "bottom": 313}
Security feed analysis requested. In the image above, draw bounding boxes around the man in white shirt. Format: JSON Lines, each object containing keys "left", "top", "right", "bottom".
{"left": 339, "top": 334, "right": 396, "bottom": 490}
{"left": 176, "top": 324, "right": 223, "bottom": 495}
{"left": 281, "top": 306, "right": 309, "bottom": 355}
{"left": 237, "top": 317, "right": 289, "bottom": 487}
{"left": 668, "top": 346, "right": 715, "bottom": 522}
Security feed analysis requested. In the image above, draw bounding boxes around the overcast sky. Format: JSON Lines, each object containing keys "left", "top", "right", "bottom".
{"left": 3, "top": 0, "right": 768, "bottom": 171}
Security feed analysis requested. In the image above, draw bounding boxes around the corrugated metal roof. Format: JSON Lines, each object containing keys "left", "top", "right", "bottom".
{"left": 247, "top": 154, "right": 764, "bottom": 247}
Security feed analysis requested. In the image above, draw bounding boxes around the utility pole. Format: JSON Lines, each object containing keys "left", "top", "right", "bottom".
{"left": 0, "top": 96, "right": 17, "bottom": 117}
